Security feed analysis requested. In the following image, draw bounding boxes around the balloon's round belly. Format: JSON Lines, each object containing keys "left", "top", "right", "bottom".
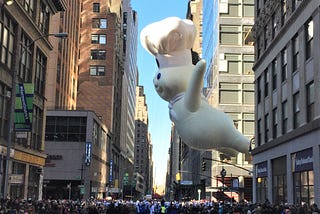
{"left": 175, "top": 113, "right": 230, "bottom": 150}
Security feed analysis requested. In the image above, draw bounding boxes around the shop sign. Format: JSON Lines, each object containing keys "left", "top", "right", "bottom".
{"left": 84, "top": 142, "right": 92, "bottom": 166}
{"left": 109, "top": 159, "right": 113, "bottom": 182}
{"left": 180, "top": 180, "right": 193, "bottom": 185}
{"left": 9, "top": 174, "right": 24, "bottom": 184}
{"left": 109, "top": 188, "right": 120, "bottom": 193}
{"left": 256, "top": 161, "right": 267, "bottom": 177}
{"left": 293, "top": 148, "right": 313, "bottom": 172}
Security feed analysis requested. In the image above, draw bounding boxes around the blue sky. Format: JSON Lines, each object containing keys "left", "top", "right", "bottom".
{"left": 131, "top": 0, "right": 190, "bottom": 189}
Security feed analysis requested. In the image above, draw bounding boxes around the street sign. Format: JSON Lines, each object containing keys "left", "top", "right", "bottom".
{"left": 80, "top": 187, "right": 85, "bottom": 194}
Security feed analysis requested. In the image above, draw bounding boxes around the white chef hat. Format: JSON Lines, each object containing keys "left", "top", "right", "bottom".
{"left": 140, "top": 17, "right": 196, "bottom": 68}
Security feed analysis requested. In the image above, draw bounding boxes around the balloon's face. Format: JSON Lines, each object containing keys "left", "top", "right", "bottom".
{"left": 153, "top": 66, "right": 193, "bottom": 102}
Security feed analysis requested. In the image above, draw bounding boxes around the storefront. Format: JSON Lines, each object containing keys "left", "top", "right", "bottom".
{"left": 9, "top": 150, "right": 45, "bottom": 200}
{"left": 272, "top": 156, "right": 287, "bottom": 204}
{"left": 291, "top": 148, "right": 314, "bottom": 205}
{"left": 256, "top": 161, "right": 268, "bottom": 202}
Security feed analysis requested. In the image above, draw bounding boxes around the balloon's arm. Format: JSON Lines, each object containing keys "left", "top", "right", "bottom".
{"left": 184, "top": 59, "right": 206, "bottom": 112}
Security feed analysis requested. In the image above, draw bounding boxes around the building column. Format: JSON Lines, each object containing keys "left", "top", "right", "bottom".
{"left": 313, "top": 146, "right": 320, "bottom": 205}
{"left": 23, "top": 164, "right": 29, "bottom": 200}
{"left": 252, "top": 166, "right": 256, "bottom": 203}
{"left": 286, "top": 154, "right": 293, "bottom": 204}
{"left": 267, "top": 159, "right": 272, "bottom": 202}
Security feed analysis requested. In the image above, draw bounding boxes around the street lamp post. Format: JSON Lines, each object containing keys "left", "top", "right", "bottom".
{"left": 220, "top": 168, "right": 226, "bottom": 194}
{"left": 3, "top": 32, "right": 68, "bottom": 199}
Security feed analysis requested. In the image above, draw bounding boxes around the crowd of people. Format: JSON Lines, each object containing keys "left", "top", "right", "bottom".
{"left": 0, "top": 197, "right": 319, "bottom": 214}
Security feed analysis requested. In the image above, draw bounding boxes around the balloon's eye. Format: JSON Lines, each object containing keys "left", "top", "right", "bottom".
{"left": 157, "top": 73, "right": 161, "bottom": 80}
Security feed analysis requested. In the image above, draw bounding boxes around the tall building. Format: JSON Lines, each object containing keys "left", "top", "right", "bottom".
{"left": 119, "top": 0, "right": 138, "bottom": 196}
{"left": 46, "top": 1, "right": 81, "bottom": 110}
{"left": 135, "top": 86, "right": 152, "bottom": 196}
{"left": 0, "top": 0, "right": 66, "bottom": 199}
{"left": 77, "top": 0, "right": 129, "bottom": 197}
{"left": 252, "top": 0, "right": 320, "bottom": 205}
{"left": 44, "top": 110, "right": 109, "bottom": 199}
{"left": 202, "top": 0, "right": 254, "bottom": 201}
{"left": 166, "top": 126, "right": 180, "bottom": 200}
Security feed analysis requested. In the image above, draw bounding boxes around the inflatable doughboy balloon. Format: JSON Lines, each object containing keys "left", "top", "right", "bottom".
{"left": 140, "top": 17, "right": 249, "bottom": 156}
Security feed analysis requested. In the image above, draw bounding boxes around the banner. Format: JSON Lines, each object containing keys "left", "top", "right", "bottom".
{"left": 14, "top": 83, "right": 34, "bottom": 131}
{"left": 292, "top": 148, "right": 313, "bottom": 172}
{"left": 256, "top": 161, "right": 268, "bottom": 178}
{"left": 84, "top": 142, "right": 92, "bottom": 166}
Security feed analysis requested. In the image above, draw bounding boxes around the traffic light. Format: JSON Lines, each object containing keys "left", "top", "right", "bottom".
{"left": 201, "top": 161, "right": 206, "bottom": 171}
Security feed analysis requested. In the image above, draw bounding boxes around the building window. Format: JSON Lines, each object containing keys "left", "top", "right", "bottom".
{"left": 0, "top": 85, "right": 3, "bottom": 137}
{"left": 0, "top": 84, "right": 9, "bottom": 139}
{"left": 243, "top": 54, "right": 254, "bottom": 75}
{"left": 38, "top": 1, "right": 50, "bottom": 34}
{"left": 220, "top": 25, "right": 240, "bottom": 45}
{"left": 31, "top": 105, "right": 43, "bottom": 151}
{"left": 90, "top": 50, "right": 106, "bottom": 60}
{"left": 257, "top": 36, "right": 261, "bottom": 58}
{"left": 93, "top": 3, "right": 100, "bottom": 12}
{"left": 257, "top": 76, "right": 261, "bottom": 103}
{"left": 293, "top": 171, "right": 314, "bottom": 205}
{"left": 256, "top": 177, "right": 268, "bottom": 203}
{"left": 92, "top": 18, "right": 107, "bottom": 29}
{"left": 19, "top": 33, "right": 33, "bottom": 82}
{"left": 28, "top": 166, "right": 39, "bottom": 200}
{"left": 11, "top": 162, "right": 26, "bottom": 198}
{"left": 272, "top": 14, "right": 277, "bottom": 39}
{"left": 91, "top": 34, "right": 107, "bottom": 44}
{"left": 264, "top": 26, "right": 268, "bottom": 49}
{"left": 219, "top": 83, "right": 240, "bottom": 104}
{"left": 225, "top": 53, "right": 241, "bottom": 74}
{"left": 123, "top": 12, "right": 128, "bottom": 26}
{"left": 293, "top": 92, "right": 300, "bottom": 129}
{"left": 228, "top": 112, "right": 241, "bottom": 131}
{"left": 45, "top": 116, "right": 87, "bottom": 142}
{"left": 264, "top": 69, "right": 269, "bottom": 97}
{"left": 292, "top": 34, "right": 299, "bottom": 72}
{"left": 243, "top": 113, "right": 254, "bottom": 135}
{"left": 257, "top": 119, "right": 262, "bottom": 146}
{"left": 305, "top": 19, "right": 313, "bottom": 60}
{"left": 243, "top": 26, "right": 254, "bottom": 46}
{"left": 256, "top": 0, "right": 260, "bottom": 16}
{"left": 243, "top": 83, "right": 254, "bottom": 105}
{"left": 35, "top": 49, "right": 47, "bottom": 94}
{"left": 93, "top": 121, "right": 99, "bottom": 145}
{"left": 0, "top": 17, "right": 14, "bottom": 69}
{"left": 273, "top": 157, "right": 287, "bottom": 204}
{"left": 281, "top": 48, "right": 287, "bottom": 82}
{"left": 306, "top": 81, "right": 314, "bottom": 122}
{"left": 281, "top": 0, "right": 287, "bottom": 26}
{"left": 22, "top": 0, "right": 35, "bottom": 17}
{"left": 292, "top": 0, "right": 300, "bottom": 12}
{"left": 273, "top": 174, "right": 287, "bottom": 204}
{"left": 265, "top": 114, "right": 269, "bottom": 142}
{"left": 282, "top": 100, "right": 288, "bottom": 134}
{"left": 272, "top": 59, "right": 277, "bottom": 91}
{"left": 243, "top": 0, "right": 254, "bottom": 17}
{"left": 90, "top": 65, "right": 105, "bottom": 76}
{"left": 272, "top": 108, "right": 278, "bottom": 138}
{"left": 220, "top": 1, "right": 240, "bottom": 17}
